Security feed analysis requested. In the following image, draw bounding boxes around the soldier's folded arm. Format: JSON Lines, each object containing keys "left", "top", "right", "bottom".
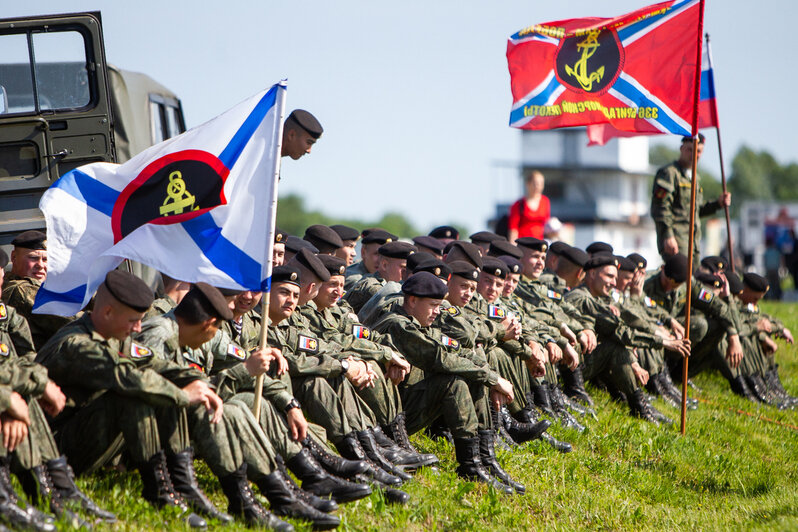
{"left": 7, "top": 308, "right": 37, "bottom": 361}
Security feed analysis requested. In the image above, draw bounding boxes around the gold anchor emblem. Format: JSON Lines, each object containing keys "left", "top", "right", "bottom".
{"left": 160, "top": 170, "right": 199, "bottom": 216}
{"left": 565, "top": 30, "right": 605, "bottom": 91}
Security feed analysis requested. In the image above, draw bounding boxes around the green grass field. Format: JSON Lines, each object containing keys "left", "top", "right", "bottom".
{"left": 64, "top": 302, "right": 798, "bottom": 531}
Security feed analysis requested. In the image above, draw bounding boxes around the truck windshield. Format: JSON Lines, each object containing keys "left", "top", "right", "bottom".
{"left": 0, "top": 29, "right": 92, "bottom": 115}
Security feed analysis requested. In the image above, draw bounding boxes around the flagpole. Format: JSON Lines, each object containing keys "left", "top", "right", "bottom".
{"left": 682, "top": 0, "right": 706, "bottom": 435}
{"left": 253, "top": 82, "right": 287, "bottom": 423}
{"left": 705, "top": 33, "right": 735, "bottom": 272}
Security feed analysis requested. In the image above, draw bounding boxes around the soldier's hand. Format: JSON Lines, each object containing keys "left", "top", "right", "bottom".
{"left": 491, "top": 377, "right": 514, "bottom": 404}
{"left": 719, "top": 191, "right": 731, "bottom": 207}
{"left": 546, "top": 342, "right": 562, "bottom": 364}
{"left": 1, "top": 414, "right": 28, "bottom": 452}
{"left": 631, "top": 362, "right": 649, "bottom": 386}
{"left": 182, "top": 380, "right": 224, "bottom": 423}
{"left": 608, "top": 305, "right": 620, "bottom": 317}
{"left": 663, "top": 338, "right": 691, "bottom": 358}
{"left": 784, "top": 328, "right": 794, "bottom": 344}
{"left": 528, "top": 340, "right": 544, "bottom": 361}
{"left": 562, "top": 343, "right": 579, "bottom": 370}
{"left": 525, "top": 348, "right": 547, "bottom": 378}
{"left": 664, "top": 237, "right": 679, "bottom": 256}
{"left": 726, "top": 334, "right": 744, "bottom": 368}
{"left": 286, "top": 407, "right": 308, "bottom": 442}
{"left": 670, "top": 318, "right": 685, "bottom": 340}
{"left": 245, "top": 347, "right": 279, "bottom": 377}
{"left": 756, "top": 318, "right": 772, "bottom": 333}
{"left": 761, "top": 336, "right": 778, "bottom": 355}
{"left": 273, "top": 349, "right": 289, "bottom": 375}
{"left": 344, "top": 357, "right": 373, "bottom": 390}
{"left": 39, "top": 380, "right": 66, "bottom": 417}
{"left": 6, "top": 392, "right": 30, "bottom": 426}
{"left": 579, "top": 329, "right": 597, "bottom": 354}
{"left": 560, "top": 324, "right": 577, "bottom": 346}
{"left": 386, "top": 354, "right": 410, "bottom": 385}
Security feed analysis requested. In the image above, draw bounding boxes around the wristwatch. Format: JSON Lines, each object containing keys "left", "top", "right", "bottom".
{"left": 284, "top": 398, "right": 301, "bottom": 413}
{"left": 340, "top": 359, "right": 350, "bottom": 375}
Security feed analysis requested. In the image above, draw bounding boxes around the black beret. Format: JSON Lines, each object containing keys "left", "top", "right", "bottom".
{"left": 414, "top": 258, "right": 451, "bottom": 281}
{"left": 103, "top": 270, "right": 155, "bottom": 312}
{"left": 726, "top": 272, "right": 744, "bottom": 295}
{"left": 586, "top": 241, "right": 613, "bottom": 255}
{"left": 743, "top": 273, "right": 769, "bottom": 293}
{"left": 402, "top": 271, "right": 448, "bottom": 299}
{"left": 274, "top": 227, "right": 287, "bottom": 244}
{"left": 627, "top": 253, "right": 647, "bottom": 270}
{"left": 695, "top": 271, "right": 721, "bottom": 288}
{"left": 378, "top": 241, "right": 417, "bottom": 259}
{"left": 444, "top": 241, "right": 483, "bottom": 269}
{"left": 583, "top": 254, "right": 620, "bottom": 271}
{"left": 548, "top": 241, "right": 570, "bottom": 256}
{"left": 663, "top": 254, "right": 689, "bottom": 283}
{"left": 497, "top": 255, "right": 522, "bottom": 275}
{"left": 361, "top": 229, "right": 397, "bottom": 245}
{"left": 0, "top": 249, "right": 7, "bottom": 269}
{"left": 429, "top": 225, "right": 459, "bottom": 240}
{"left": 487, "top": 240, "right": 522, "bottom": 260}
{"left": 412, "top": 236, "right": 445, "bottom": 255}
{"left": 11, "top": 230, "right": 46, "bottom": 250}
{"left": 616, "top": 256, "right": 636, "bottom": 273}
{"left": 216, "top": 287, "right": 244, "bottom": 297}
{"left": 285, "top": 235, "right": 318, "bottom": 254}
{"left": 317, "top": 254, "right": 347, "bottom": 277}
{"left": 481, "top": 257, "right": 509, "bottom": 279}
{"left": 290, "top": 248, "right": 331, "bottom": 282}
{"left": 191, "top": 283, "right": 234, "bottom": 320}
{"left": 272, "top": 265, "right": 301, "bottom": 287}
{"left": 330, "top": 224, "right": 360, "bottom": 242}
{"left": 448, "top": 260, "right": 479, "bottom": 281}
{"left": 515, "top": 237, "right": 548, "bottom": 252}
{"left": 559, "top": 245, "right": 589, "bottom": 267}
{"left": 701, "top": 256, "right": 726, "bottom": 273}
{"left": 303, "top": 225, "right": 344, "bottom": 252}
{"left": 406, "top": 252, "right": 436, "bottom": 272}
{"left": 469, "top": 231, "right": 504, "bottom": 245}
{"left": 286, "top": 109, "right": 323, "bottom": 139}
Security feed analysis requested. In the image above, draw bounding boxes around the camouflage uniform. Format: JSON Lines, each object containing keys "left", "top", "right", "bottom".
{"left": 538, "top": 269, "right": 567, "bottom": 292}
{"left": 372, "top": 306, "right": 499, "bottom": 438}
{"left": 143, "top": 295, "right": 178, "bottom": 320}
{"left": 344, "top": 273, "right": 387, "bottom": 315}
{"left": 343, "top": 261, "right": 369, "bottom": 291}
{"left": 651, "top": 161, "right": 723, "bottom": 262}
{"left": 2, "top": 274, "right": 74, "bottom": 350}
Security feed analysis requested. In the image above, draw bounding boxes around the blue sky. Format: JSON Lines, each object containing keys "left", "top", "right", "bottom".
{"left": 8, "top": 1, "right": 797, "bottom": 234}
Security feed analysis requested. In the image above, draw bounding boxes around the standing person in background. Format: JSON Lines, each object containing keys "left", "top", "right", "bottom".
{"left": 507, "top": 171, "right": 550, "bottom": 244}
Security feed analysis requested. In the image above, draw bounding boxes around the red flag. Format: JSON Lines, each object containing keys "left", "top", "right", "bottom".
{"left": 507, "top": 0, "right": 703, "bottom": 136}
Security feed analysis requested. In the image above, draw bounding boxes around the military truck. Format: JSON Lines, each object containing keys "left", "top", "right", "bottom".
{"left": 0, "top": 11, "right": 186, "bottom": 247}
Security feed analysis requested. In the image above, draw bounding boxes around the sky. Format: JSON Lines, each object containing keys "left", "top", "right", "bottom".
{"left": 6, "top": 1, "right": 797, "bottom": 235}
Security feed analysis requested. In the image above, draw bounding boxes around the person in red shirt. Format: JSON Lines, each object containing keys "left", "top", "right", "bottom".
{"left": 508, "top": 170, "right": 550, "bottom": 243}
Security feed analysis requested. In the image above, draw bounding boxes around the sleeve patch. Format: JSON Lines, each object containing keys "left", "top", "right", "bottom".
{"left": 654, "top": 186, "right": 668, "bottom": 199}
{"left": 188, "top": 362, "right": 205, "bottom": 373}
{"left": 227, "top": 343, "right": 247, "bottom": 361}
{"left": 441, "top": 335, "right": 460, "bottom": 349}
{"left": 698, "top": 288, "right": 714, "bottom": 302}
{"left": 488, "top": 304, "right": 506, "bottom": 319}
{"left": 352, "top": 325, "right": 371, "bottom": 339}
{"left": 746, "top": 303, "right": 759, "bottom": 313}
{"left": 130, "top": 343, "right": 153, "bottom": 359}
{"left": 547, "top": 289, "right": 562, "bottom": 300}
{"left": 0, "top": 343, "right": 9, "bottom": 356}
{"left": 0, "top": 303, "right": 6, "bottom": 320}
{"left": 298, "top": 335, "right": 319, "bottom": 353}
{"left": 443, "top": 306, "right": 461, "bottom": 317}
{"left": 644, "top": 296, "right": 657, "bottom": 308}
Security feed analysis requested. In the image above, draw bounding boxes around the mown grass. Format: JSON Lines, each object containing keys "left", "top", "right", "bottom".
{"left": 63, "top": 302, "right": 798, "bottom": 531}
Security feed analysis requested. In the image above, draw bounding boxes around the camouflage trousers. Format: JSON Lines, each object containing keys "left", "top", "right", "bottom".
{"left": 583, "top": 341, "right": 638, "bottom": 395}
{"left": 355, "top": 361, "right": 402, "bottom": 426}
{"left": 671, "top": 316, "right": 739, "bottom": 381}
{"left": 291, "top": 375, "right": 375, "bottom": 443}
{"left": 658, "top": 224, "right": 700, "bottom": 264}
{"left": 487, "top": 346, "right": 531, "bottom": 414}
{"left": 637, "top": 347, "right": 666, "bottom": 376}
{"left": 3, "top": 399, "right": 59, "bottom": 470}
{"left": 400, "top": 373, "right": 491, "bottom": 439}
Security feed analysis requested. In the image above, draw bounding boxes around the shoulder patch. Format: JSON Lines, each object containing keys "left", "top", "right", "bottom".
{"left": 654, "top": 186, "right": 668, "bottom": 199}
{"left": 0, "top": 343, "right": 8, "bottom": 356}
{"left": 188, "top": 362, "right": 205, "bottom": 373}
{"left": 746, "top": 303, "right": 759, "bottom": 313}
{"left": 611, "top": 290, "right": 621, "bottom": 303}
{"left": 298, "top": 335, "right": 319, "bottom": 353}
{"left": 644, "top": 296, "right": 657, "bottom": 308}
{"left": 443, "top": 306, "right": 461, "bottom": 317}
{"left": 130, "top": 343, "right": 152, "bottom": 359}
{"left": 227, "top": 343, "right": 246, "bottom": 361}
{"left": 441, "top": 334, "right": 459, "bottom": 349}
{"left": 352, "top": 325, "right": 371, "bottom": 339}
{"left": 698, "top": 288, "right": 714, "bottom": 303}
{"left": 487, "top": 304, "right": 505, "bottom": 319}
{"left": 0, "top": 303, "right": 6, "bottom": 320}
{"left": 547, "top": 289, "right": 562, "bottom": 301}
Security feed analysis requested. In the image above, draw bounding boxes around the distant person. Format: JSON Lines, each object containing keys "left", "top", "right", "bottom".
{"left": 507, "top": 170, "right": 550, "bottom": 243}
{"left": 764, "top": 238, "right": 783, "bottom": 300}
{"left": 650, "top": 134, "right": 731, "bottom": 263}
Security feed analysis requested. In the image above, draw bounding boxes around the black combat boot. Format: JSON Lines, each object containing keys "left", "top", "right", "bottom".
{"left": 452, "top": 437, "right": 513, "bottom": 495}
{"left": 275, "top": 456, "right": 338, "bottom": 514}
{"left": 303, "top": 437, "right": 369, "bottom": 478}
{"left": 219, "top": 463, "right": 292, "bottom": 531}
{"left": 167, "top": 448, "right": 232, "bottom": 524}
{"left": 351, "top": 473, "right": 411, "bottom": 505}
{"left": 646, "top": 372, "right": 680, "bottom": 408}
{"left": 22, "top": 464, "right": 91, "bottom": 529}
{"left": 424, "top": 417, "right": 454, "bottom": 444}
{"left": 658, "top": 370, "right": 697, "bottom": 410}
{"left": 501, "top": 406, "right": 551, "bottom": 443}
{"left": 138, "top": 451, "right": 207, "bottom": 529}
{"left": 287, "top": 448, "right": 372, "bottom": 503}
{"left": 356, "top": 430, "right": 412, "bottom": 481}
{"left": 531, "top": 381, "right": 556, "bottom": 417}
{"left": 513, "top": 394, "right": 542, "bottom": 424}
{"left": 560, "top": 365, "right": 595, "bottom": 407}
{"left": 382, "top": 413, "right": 439, "bottom": 466}
{"left": 548, "top": 384, "right": 586, "bottom": 432}
{"left": 539, "top": 432, "right": 573, "bottom": 453}
{"left": 334, "top": 433, "right": 403, "bottom": 486}
{"left": 745, "top": 374, "right": 771, "bottom": 403}
{"left": 627, "top": 388, "right": 660, "bottom": 425}
{"left": 729, "top": 375, "right": 756, "bottom": 401}
{"left": 256, "top": 471, "right": 340, "bottom": 530}
{"left": 45, "top": 455, "right": 116, "bottom": 523}
{"left": 371, "top": 426, "right": 431, "bottom": 469}
{"left": 0, "top": 458, "right": 55, "bottom": 532}
{"left": 766, "top": 365, "right": 797, "bottom": 408}
{"left": 490, "top": 406, "right": 517, "bottom": 449}
{"left": 477, "top": 430, "right": 524, "bottom": 494}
